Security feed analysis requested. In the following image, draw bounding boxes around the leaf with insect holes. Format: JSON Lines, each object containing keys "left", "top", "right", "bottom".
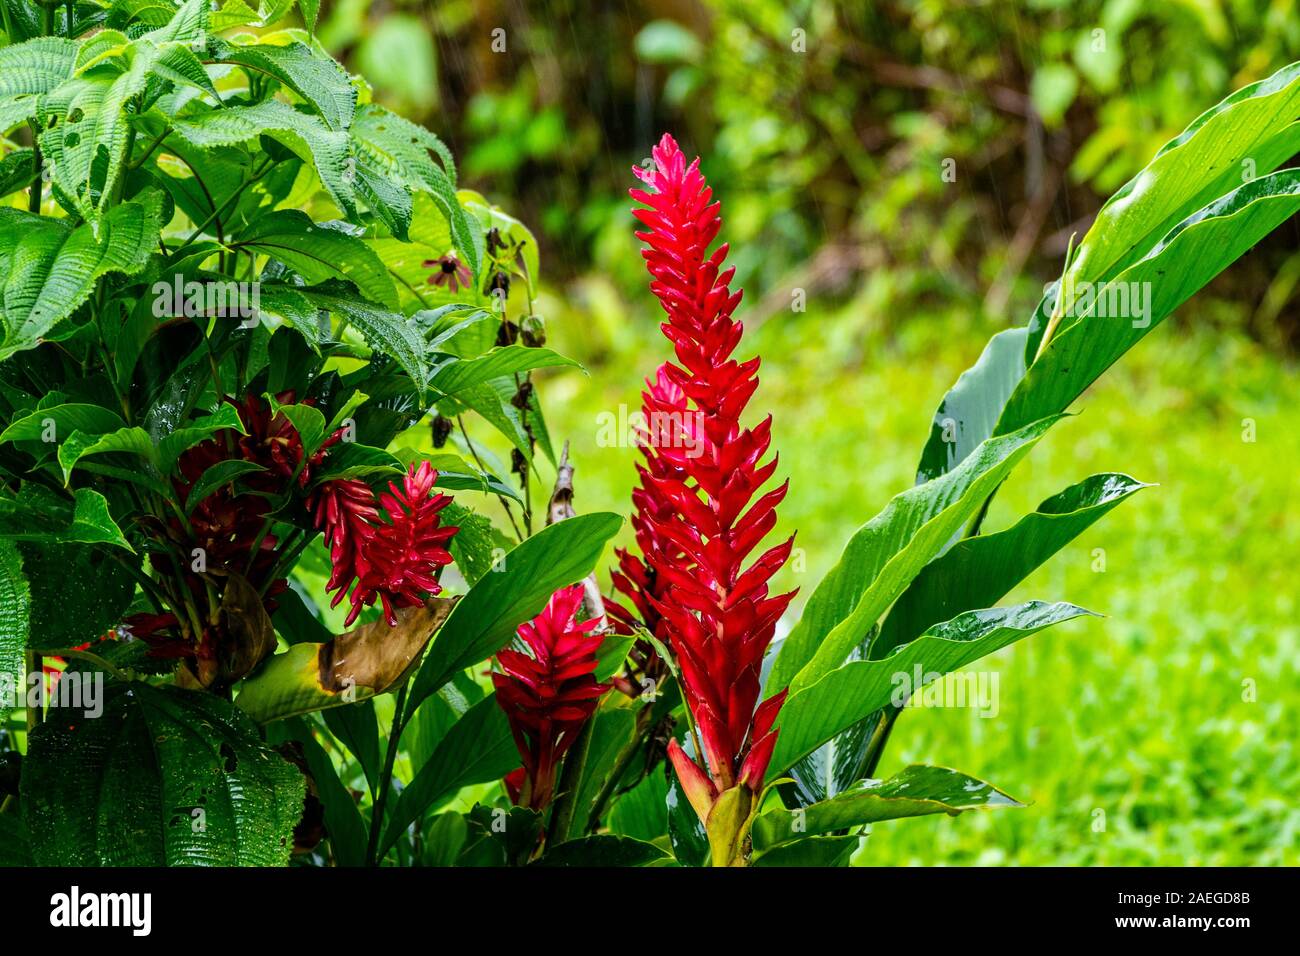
{"left": 22, "top": 682, "right": 304, "bottom": 865}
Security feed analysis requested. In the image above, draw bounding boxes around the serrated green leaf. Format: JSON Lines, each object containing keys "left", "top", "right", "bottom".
{"left": 212, "top": 37, "right": 355, "bottom": 131}
{"left": 0, "top": 37, "right": 78, "bottom": 135}
{"left": 429, "top": 345, "right": 580, "bottom": 398}
{"left": 172, "top": 101, "right": 357, "bottom": 217}
{"left": 0, "top": 540, "right": 30, "bottom": 724}
{"left": 0, "top": 192, "right": 164, "bottom": 361}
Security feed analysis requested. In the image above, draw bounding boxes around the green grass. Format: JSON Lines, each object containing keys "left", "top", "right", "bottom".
{"left": 527, "top": 282, "right": 1299, "bottom": 866}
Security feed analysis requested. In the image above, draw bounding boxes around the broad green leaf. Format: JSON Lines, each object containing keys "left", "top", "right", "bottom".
{"left": 875, "top": 473, "right": 1148, "bottom": 658}
{"left": 185, "top": 459, "right": 268, "bottom": 513}
{"left": 22, "top": 682, "right": 304, "bottom": 866}
{"left": 780, "top": 630, "right": 879, "bottom": 808}
{"left": 172, "top": 101, "right": 357, "bottom": 217}
{"left": 19, "top": 541, "right": 135, "bottom": 652}
{"left": 1028, "top": 61, "right": 1300, "bottom": 359}
{"left": 287, "top": 718, "right": 366, "bottom": 867}
{"left": 595, "top": 631, "right": 637, "bottom": 683}
{"left": 0, "top": 403, "right": 126, "bottom": 443}
{"left": 751, "top": 834, "right": 858, "bottom": 866}
{"left": 533, "top": 835, "right": 669, "bottom": 867}
{"left": 753, "top": 764, "right": 1022, "bottom": 851}
{"left": 0, "top": 37, "right": 78, "bottom": 134}
{"left": 407, "top": 511, "right": 623, "bottom": 712}
{"left": 773, "top": 415, "right": 1061, "bottom": 695}
{"left": 0, "top": 192, "right": 164, "bottom": 361}
{"left": 769, "top": 601, "right": 1096, "bottom": 781}
{"left": 0, "top": 541, "right": 29, "bottom": 724}
{"left": 157, "top": 403, "right": 248, "bottom": 472}
{"left": 321, "top": 701, "right": 380, "bottom": 795}
{"left": 378, "top": 693, "right": 517, "bottom": 858}
{"left": 567, "top": 706, "right": 637, "bottom": 836}
{"left": 0, "top": 486, "right": 132, "bottom": 551}
{"left": 999, "top": 170, "right": 1300, "bottom": 437}
{"left": 915, "top": 327, "right": 1028, "bottom": 483}
{"left": 212, "top": 37, "right": 356, "bottom": 131}
{"left": 57, "top": 428, "right": 160, "bottom": 485}
{"left": 263, "top": 394, "right": 325, "bottom": 463}
{"left": 310, "top": 442, "right": 402, "bottom": 483}
{"left": 429, "top": 345, "right": 581, "bottom": 398}
{"left": 923, "top": 62, "right": 1300, "bottom": 484}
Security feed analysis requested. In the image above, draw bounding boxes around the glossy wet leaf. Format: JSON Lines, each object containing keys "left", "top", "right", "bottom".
{"left": 875, "top": 473, "right": 1148, "bottom": 658}
{"left": 770, "top": 601, "right": 1096, "bottom": 781}
{"left": 753, "top": 764, "right": 1022, "bottom": 851}
{"left": 999, "top": 171, "right": 1300, "bottom": 437}
{"left": 23, "top": 682, "right": 304, "bottom": 866}
{"left": 0, "top": 541, "right": 29, "bottom": 724}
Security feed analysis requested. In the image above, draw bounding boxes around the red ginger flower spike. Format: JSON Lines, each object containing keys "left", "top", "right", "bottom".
{"left": 492, "top": 585, "right": 610, "bottom": 811}
{"left": 314, "top": 462, "right": 458, "bottom": 627}
{"left": 627, "top": 133, "right": 797, "bottom": 842}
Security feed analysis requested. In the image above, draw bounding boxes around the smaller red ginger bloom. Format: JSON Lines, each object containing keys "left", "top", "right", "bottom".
{"left": 314, "top": 461, "right": 458, "bottom": 627}
{"left": 492, "top": 585, "right": 610, "bottom": 811}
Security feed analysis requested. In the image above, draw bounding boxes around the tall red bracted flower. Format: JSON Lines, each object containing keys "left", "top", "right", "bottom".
{"left": 313, "top": 462, "right": 458, "bottom": 627}
{"left": 492, "top": 585, "right": 609, "bottom": 810}
{"left": 623, "top": 133, "right": 796, "bottom": 842}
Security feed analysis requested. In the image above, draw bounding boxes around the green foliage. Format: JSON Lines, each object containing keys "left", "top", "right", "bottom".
{"left": 23, "top": 681, "right": 304, "bottom": 866}
{"left": 1, "top": 0, "right": 1295, "bottom": 870}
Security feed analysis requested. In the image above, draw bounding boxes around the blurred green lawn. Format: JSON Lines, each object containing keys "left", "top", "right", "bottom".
{"left": 530, "top": 284, "right": 1300, "bottom": 866}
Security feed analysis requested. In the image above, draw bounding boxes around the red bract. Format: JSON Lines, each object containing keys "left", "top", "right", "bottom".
{"left": 492, "top": 585, "right": 609, "bottom": 811}
{"left": 314, "top": 462, "right": 458, "bottom": 627}
{"left": 624, "top": 133, "right": 796, "bottom": 825}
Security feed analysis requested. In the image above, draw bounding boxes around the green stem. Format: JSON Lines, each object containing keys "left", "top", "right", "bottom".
{"left": 24, "top": 651, "right": 43, "bottom": 733}
{"left": 584, "top": 706, "right": 657, "bottom": 834}
{"left": 27, "top": 121, "right": 42, "bottom": 214}
{"left": 546, "top": 716, "right": 594, "bottom": 845}
{"left": 366, "top": 682, "right": 410, "bottom": 866}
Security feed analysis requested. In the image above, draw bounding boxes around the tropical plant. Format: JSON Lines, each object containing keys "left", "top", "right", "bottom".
{"left": 0, "top": 0, "right": 1296, "bottom": 868}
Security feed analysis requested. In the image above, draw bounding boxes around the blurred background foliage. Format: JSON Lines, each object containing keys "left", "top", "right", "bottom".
{"left": 318, "top": 0, "right": 1299, "bottom": 865}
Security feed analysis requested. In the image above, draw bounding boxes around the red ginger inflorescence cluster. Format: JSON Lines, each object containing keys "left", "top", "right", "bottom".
{"left": 612, "top": 133, "right": 796, "bottom": 822}
{"left": 492, "top": 585, "right": 609, "bottom": 811}
{"left": 166, "top": 394, "right": 456, "bottom": 647}
{"left": 313, "top": 460, "right": 458, "bottom": 628}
